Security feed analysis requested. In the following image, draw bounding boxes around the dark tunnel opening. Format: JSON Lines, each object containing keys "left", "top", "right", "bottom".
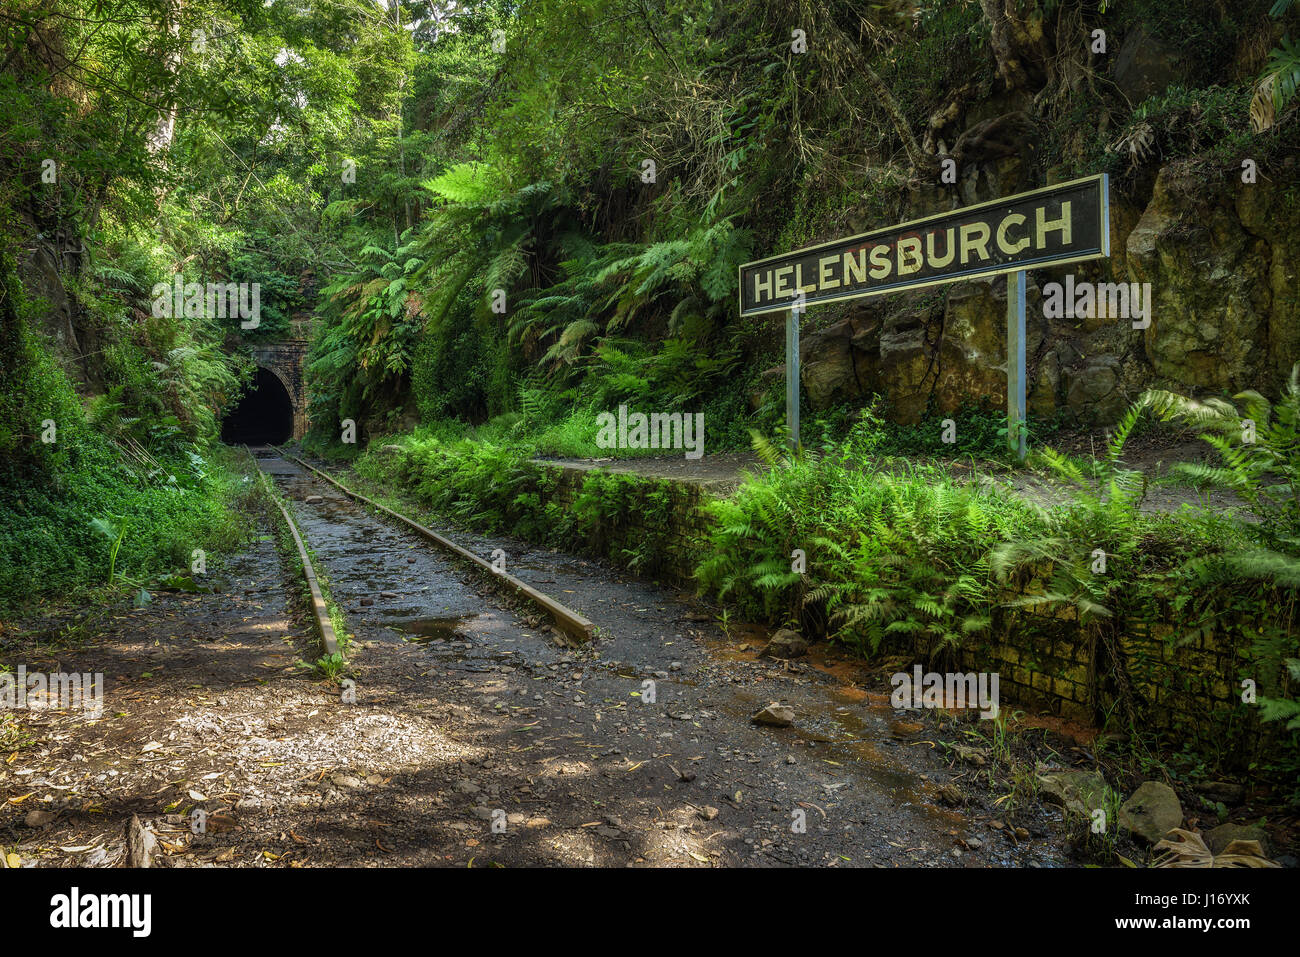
{"left": 221, "top": 366, "right": 294, "bottom": 445}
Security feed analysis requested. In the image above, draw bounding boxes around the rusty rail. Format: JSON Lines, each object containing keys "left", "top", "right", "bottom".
{"left": 251, "top": 452, "right": 341, "bottom": 656}
{"left": 275, "top": 450, "right": 594, "bottom": 644}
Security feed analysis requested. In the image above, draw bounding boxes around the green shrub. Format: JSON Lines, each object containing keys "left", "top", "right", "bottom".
{"left": 0, "top": 439, "right": 252, "bottom": 610}
{"left": 696, "top": 423, "right": 1036, "bottom": 651}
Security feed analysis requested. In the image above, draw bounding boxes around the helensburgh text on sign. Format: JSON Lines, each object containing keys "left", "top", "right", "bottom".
{"left": 738, "top": 174, "right": 1109, "bottom": 317}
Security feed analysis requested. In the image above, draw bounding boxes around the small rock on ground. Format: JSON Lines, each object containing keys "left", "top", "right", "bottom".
{"left": 758, "top": 628, "right": 809, "bottom": 659}
{"left": 1119, "top": 781, "right": 1183, "bottom": 844}
{"left": 1204, "top": 822, "right": 1270, "bottom": 856}
{"left": 751, "top": 703, "right": 794, "bottom": 727}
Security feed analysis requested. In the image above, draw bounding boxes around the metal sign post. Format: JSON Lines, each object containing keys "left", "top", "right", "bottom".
{"left": 739, "top": 173, "right": 1109, "bottom": 465}
{"left": 1006, "top": 269, "right": 1027, "bottom": 461}
{"left": 786, "top": 305, "right": 800, "bottom": 451}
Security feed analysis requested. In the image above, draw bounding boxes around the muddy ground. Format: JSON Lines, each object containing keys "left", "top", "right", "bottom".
{"left": 0, "top": 453, "right": 1123, "bottom": 869}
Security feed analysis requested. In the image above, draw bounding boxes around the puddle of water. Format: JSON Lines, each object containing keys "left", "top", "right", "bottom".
{"left": 509, "top": 560, "right": 588, "bottom": 577}
{"left": 390, "top": 615, "right": 472, "bottom": 642}
{"left": 375, "top": 606, "right": 426, "bottom": 618}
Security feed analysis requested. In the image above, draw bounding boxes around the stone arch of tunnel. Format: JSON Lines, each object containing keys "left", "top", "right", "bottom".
{"left": 221, "top": 365, "right": 296, "bottom": 445}
{"left": 220, "top": 339, "right": 311, "bottom": 444}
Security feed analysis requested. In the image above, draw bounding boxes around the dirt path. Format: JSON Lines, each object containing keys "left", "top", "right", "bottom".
{"left": 0, "top": 455, "right": 1082, "bottom": 868}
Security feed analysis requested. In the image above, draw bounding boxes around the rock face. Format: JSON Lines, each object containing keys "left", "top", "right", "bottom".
{"left": 800, "top": 318, "right": 866, "bottom": 410}
{"left": 1112, "top": 26, "right": 1183, "bottom": 105}
{"left": 1062, "top": 355, "right": 1127, "bottom": 425}
{"left": 773, "top": 155, "right": 1300, "bottom": 428}
{"left": 1128, "top": 170, "right": 1271, "bottom": 394}
{"left": 1119, "top": 781, "right": 1183, "bottom": 844}
{"left": 1236, "top": 178, "right": 1300, "bottom": 382}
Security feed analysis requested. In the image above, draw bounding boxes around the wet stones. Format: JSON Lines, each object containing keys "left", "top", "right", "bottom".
{"left": 24, "top": 808, "right": 57, "bottom": 828}
{"left": 1204, "top": 822, "right": 1270, "bottom": 856}
{"left": 937, "top": 782, "right": 965, "bottom": 807}
{"left": 1194, "top": 780, "right": 1246, "bottom": 805}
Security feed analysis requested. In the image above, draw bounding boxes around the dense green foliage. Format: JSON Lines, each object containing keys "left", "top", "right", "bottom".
{"left": 354, "top": 434, "right": 685, "bottom": 577}
{"left": 0, "top": 0, "right": 407, "bottom": 605}
{"left": 297, "top": 0, "right": 1298, "bottom": 451}
{"left": 0, "top": 244, "right": 252, "bottom": 608}
{"left": 695, "top": 378, "right": 1300, "bottom": 778}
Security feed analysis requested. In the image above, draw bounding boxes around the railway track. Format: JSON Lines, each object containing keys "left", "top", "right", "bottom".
{"left": 251, "top": 447, "right": 591, "bottom": 656}
{"left": 2, "top": 449, "right": 1069, "bottom": 870}
{"left": 247, "top": 447, "right": 340, "bottom": 657}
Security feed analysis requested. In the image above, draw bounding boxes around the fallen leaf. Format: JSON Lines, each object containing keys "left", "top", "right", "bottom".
{"left": 207, "top": 814, "right": 237, "bottom": 833}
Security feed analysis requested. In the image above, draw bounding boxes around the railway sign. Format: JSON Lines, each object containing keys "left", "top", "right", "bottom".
{"left": 741, "top": 174, "right": 1110, "bottom": 457}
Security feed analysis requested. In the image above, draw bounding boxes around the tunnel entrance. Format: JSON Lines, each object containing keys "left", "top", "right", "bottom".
{"left": 221, "top": 366, "right": 294, "bottom": 445}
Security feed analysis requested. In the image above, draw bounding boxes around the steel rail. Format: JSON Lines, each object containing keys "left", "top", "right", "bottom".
{"left": 274, "top": 449, "right": 594, "bottom": 644}
{"left": 249, "top": 450, "right": 341, "bottom": 657}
